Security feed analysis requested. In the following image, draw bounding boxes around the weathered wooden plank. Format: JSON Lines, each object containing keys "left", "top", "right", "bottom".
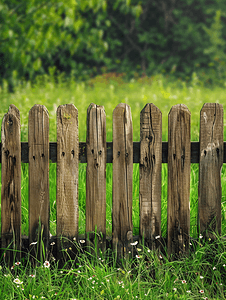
{"left": 167, "top": 104, "right": 191, "bottom": 258}
{"left": 56, "top": 104, "right": 79, "bottom": 261}
{"left": 139, "top": 103, "right": 162, "bottom": 249}
{"left": 112, "top": 103, "right": 133, "bottom": 258}
{"left": 1, "top": 104, "right": 21, "bottom": 263}
{"left": 198, "top": 103, "right": 223, "bottom": 239}
{"left": 28, "top": 105, "right": 49, "bottom": 258}
{"left": 86, "top": 103, "right": 106, "bottom": 253}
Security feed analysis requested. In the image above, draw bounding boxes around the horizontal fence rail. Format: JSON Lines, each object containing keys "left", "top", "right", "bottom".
{"left": 0, "top": 102, "right": 225, "bottom": 264}
{"left": 1, "top": 141, "right": 226, "bottom": 163}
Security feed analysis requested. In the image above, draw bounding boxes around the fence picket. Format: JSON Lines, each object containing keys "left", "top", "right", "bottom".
{"left": 1, "top": 104, "right": 21, "bottom": 263}
{"left": 29, "top": 105, "right": 49, "bottom": 257}
{"left": 112, "top": 103, "right": 133, "bottom": 258}
{"left": 56, "top": 104, "right": 79, "bottom": 262}
{"left": 167, "top": 104, "right": 191, "bottom": 258}
{"left": 139, "top": 103, "right": 162, "bottom": 249}
{"left": 86, "top": 103, "right": 107, "bottom": 253}
{"left": 198, "top": 103, "right": 223, "bottom": 239}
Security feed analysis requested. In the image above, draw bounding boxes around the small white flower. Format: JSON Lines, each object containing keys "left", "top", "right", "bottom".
{"left": 130, "top": 241, "right": 138, "bottom": 246}
{"left": 200, "top": 276, "right": 204, "bottom": 279}
{"left": 13, "top": 278, "right": 23, "bottom": 284}
{"left": 44, "top": 261, "right": 50, "bottom": 268}
{"left": 136, "top": 255, "right": 140, "bottom": 258}
{"left": 186, "top": 290, "right": 191, "bottom": 293}
{"left": 80, "top": 240, "right": 85, "bottom": 244}
{"left": 181, "top": 280, "right": 186, "bottom": 284}
{"left": 199, "top": 290, "right": 204, "bottom": 294}
{"left": 50, "top": 242, "right": 55, "bottom": 246}
{"left": 155, "top": 235, "right": 160, "bottom": 239}
{"left": 30, "top": 241, "right": 37, "bottom": 245}
{"left": 15, "top": 262, "right": 21, "bottom": 266}
{"left": 199, "top": 234, "right": 203, "bottom": 239}
{"left": 173, "top": 288, "right": 177, "bottom": 291}
{"left": 213, "top": 266, "right": 216, "bottom": 270}
{"left": 29, "top": 274, "right": 36, "bottom": 278}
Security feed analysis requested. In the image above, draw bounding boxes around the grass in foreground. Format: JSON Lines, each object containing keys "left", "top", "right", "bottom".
{"left": 1, "top": 235, "right": 226, "bottom": 299}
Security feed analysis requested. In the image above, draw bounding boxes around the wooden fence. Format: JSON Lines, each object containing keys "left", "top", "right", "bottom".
{"left": 0, "top": 103, "right": 225, "bottom": 264}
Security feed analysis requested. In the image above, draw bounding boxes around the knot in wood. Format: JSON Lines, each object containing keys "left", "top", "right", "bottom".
{"left": 7, "top": 117, "right": 13, "bottom": 126}
{"left": 126, "top": 231, "right": 133, "bottom": 241}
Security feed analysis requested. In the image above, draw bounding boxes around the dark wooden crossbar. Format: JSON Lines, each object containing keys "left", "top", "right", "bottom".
{"left": 0, "top": 141, "right": 226, "bottom": 163}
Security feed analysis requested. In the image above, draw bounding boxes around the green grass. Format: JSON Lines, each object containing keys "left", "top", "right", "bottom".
{"left": 0, "top": 72, "right": 226, "bottom": 299}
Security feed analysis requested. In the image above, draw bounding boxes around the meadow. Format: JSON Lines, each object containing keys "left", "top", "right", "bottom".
{"left": 0, "top": 72, "right": 226, "bottom": 299}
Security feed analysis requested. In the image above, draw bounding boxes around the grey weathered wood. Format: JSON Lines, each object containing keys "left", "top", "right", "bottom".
{"left": 86, "top": 103, "right": 106, "bottom": 253}
{"left": 167, "top": 104, "right": 191, "bottom": 258}
{"left": 1, "top": 104, "right": 21, "bottom": 263}
{"left": 139, "top": 103, "right": 162, "bottom": 249}
{"left": 56, "top": 104, "right": 79, "bottom": 261}
{"left": 198, "top": 103, "right": 223, "bottom": 239}
{"left": 112, "top": 103, "right": 133, "bottom": 258}
{"left": 28, "top": 105, "right": 49, "bottom": 257}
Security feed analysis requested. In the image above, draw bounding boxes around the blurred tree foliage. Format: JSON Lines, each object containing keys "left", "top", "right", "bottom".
{"left": 1, "top": 0, "right": 226, "bottom": 91}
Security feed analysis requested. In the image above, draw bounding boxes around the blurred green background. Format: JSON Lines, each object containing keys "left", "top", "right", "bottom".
{"left": 1, "top": 0, "right": 226, "bottom": 92}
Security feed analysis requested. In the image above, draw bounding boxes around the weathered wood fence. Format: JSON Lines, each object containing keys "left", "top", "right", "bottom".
{"left": 0, "top": 103, "right": 225, "bottom": 263}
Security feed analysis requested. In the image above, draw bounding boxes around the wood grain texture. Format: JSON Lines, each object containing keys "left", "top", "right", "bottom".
{"left": 140, "top": 103, "right": 162, "bottom": 249}
{"left": 86, "top": 103, "right": 106, "bottom": 253}
{"left": 167, "top": 104, "right": 191, "bottom": 258}
{"left": 1, "top": 104, "right": 21, "bottom": 262}
{"left": 112, "top": 103, "right": 133, "bottom": 258}
{"left": 56, "top": 104, "right": 79, "bottom": 260}
{"left": 198, "top": 103, "right": 223, "bottom": 239}
{"left": 28, "top": 105, "right": 49, "bottom": 255}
